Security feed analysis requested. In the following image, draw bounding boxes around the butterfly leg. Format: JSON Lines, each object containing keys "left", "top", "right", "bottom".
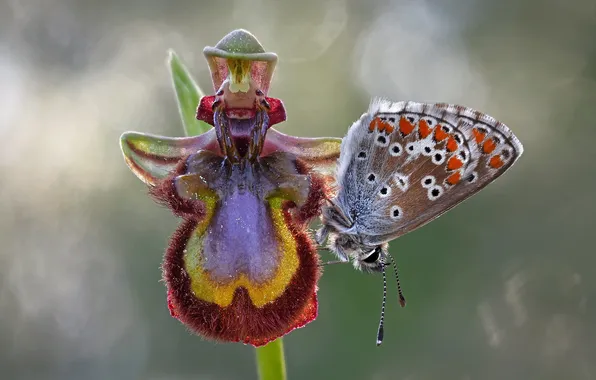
{"left": 317, "top": 244, "right": 350, "bottom": 264}
{"left": 315, "top": 225, "right": 350, "bottom": 263}
{"left": 315, "top": 225, "right": 330, "bottom": 245}
{"left": 318, "top": 259, "right": 349, "bottom": 267}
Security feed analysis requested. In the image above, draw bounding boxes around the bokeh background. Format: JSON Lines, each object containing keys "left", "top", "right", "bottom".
{"left": 1, "top": 0, "right": 595, "bottom": 379}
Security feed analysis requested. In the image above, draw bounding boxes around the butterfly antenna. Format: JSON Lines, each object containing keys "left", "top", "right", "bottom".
{"left": 376, "top": 259, "right": 388, "bottom": 346}
{"left": 388, "top": 253, "right": 406, "bottom": 307}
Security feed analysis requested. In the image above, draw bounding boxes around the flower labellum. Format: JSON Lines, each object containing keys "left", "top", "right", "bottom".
{"left": 120, "top": 29, "right": 342, "bottom": 346}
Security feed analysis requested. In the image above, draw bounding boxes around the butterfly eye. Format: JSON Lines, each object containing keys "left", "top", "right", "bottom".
{"left": 379, "top": 185, "right": 391, "bottom": 198}
{"left": 390, "top": 205, "right": 403, "bottom": 220}
{"left": 389, "top": 143, "right": 403, "bottom": 157}
{"left": 428, "top": 185, "right": 443, "bottom": 200}
{"left": 362, "top": 248, "right": 381, "bottom": 264}
{"left": 421, "top": 175, "right": 435, "bottom": 188}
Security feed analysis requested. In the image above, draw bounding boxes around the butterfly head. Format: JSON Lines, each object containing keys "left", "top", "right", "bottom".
{"left": 318, "top": 199, "right": 383, "bottom": 271}
{"left": 320, "top": 229, "right": 406, "bottom": 346}
{"left": 354, "top": 244, "right": 390, "bottom": 273}
{"left": 333, "top": 236, "right": 388, "bottom": 273}
{"left": 319, "top": 226, "right": 387, "bottom": 273}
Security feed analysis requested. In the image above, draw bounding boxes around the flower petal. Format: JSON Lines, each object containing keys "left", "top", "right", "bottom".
{"left": 119, "top": 130, "right": 220, "bottom": 186}
{"left": 263, "top": 128, "right": 342, "bottom": 176}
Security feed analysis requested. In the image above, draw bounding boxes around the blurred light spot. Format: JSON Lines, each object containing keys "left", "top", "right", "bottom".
{"left": 562, "top": 272, "right": 582, "bottom": 292}
{"left": 0, "top": 22, "right": 190, "bottom": 206}
{"left": 352, "top": 2, "right": 487, "bottom": 104}
{"left": 4, "top": 219, "right": 142, "bottom": 360}
{"left": 0, "top": 49, "right": 24, "bottom": 136}
{"left": 579, "top": 296, "right": 587, "bottom": 313}
{"left": 504, "top": 271, "right": 527, "bottom": 327}
{"left": 543, "top": 314, "right": 575, "bottom": 357}
{"left": 478, "top": 301, "right": 503, "bottom": 347}
{"left": 231, "top": 0, "right": 347, "bottom": 63}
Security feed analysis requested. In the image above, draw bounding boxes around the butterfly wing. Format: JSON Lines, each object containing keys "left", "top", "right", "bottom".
{"left": 335, "top": 99, "right": 523, "bottom": 245}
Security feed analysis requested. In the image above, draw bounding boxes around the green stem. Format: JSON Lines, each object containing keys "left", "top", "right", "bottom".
{"left": 255, "top": 338, "right": 287, "bottom": 380}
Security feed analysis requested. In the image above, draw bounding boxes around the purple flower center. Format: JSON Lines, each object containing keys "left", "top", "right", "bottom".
{"left": 202, "top": 189, "right": 280, "bottom": 283}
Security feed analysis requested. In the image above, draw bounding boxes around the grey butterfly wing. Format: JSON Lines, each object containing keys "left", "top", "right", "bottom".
{"left": 334, "top": 99, "right": 523, "bottom": 245}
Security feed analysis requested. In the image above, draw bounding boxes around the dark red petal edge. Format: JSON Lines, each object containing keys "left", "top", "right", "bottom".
{"left": 163, "top": 204, "right": 320, "bottom": 346}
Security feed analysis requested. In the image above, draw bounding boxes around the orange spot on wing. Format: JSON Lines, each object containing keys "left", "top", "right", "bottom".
{"left": 472, "top": 128, "right": 486, "bottom": 143}
{"left": 483, "top": 138, "right": 496, "bottom": 154}
{"left": 447, "top": 156, "right": 464, "bottom": 170}
{"left": 369, "top": 117, "right": 380, "bottom": 132}
{"left": 379, "top": 120, "right": 394, "bottom": 134}
{"left": 434, "top": 126, "right": 448, "bottom": 141}
{"left": 418, "top": 119, "right": 432, "bottom": 138}
{"left": 446, "top": 172, "right": 461, "bottom": 185}
{"left": 399, "top": 117, "right": 415, "bottom": 135}
{"left": 489, "top": 155, "right": 504, "bottom": 169}
{"left": 446, "top": 137, "right": 458, "bottom": 152}
{"left": 369, "top": 117, "right": 394, "bottom": 134}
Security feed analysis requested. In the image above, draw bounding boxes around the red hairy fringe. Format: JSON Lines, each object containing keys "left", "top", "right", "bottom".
{"left": 294, "top": 159, "right": 333, "bottom": 224}
{"left": 145, "top": 153, "right": 329, "bottom": 346}
{"left": 163, "top": 202, "right": 320, "bottom": 346}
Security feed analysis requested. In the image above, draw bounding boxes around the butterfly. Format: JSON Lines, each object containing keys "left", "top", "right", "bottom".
{"left": 316, "top": 98, "right": 524, "bottom": 345}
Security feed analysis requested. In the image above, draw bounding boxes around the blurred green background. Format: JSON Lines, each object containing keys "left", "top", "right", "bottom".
{"left": 1, "top": 0, "right": 594, "bottom": 379}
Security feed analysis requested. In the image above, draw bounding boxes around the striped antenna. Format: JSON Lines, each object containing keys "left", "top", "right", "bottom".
{"left": 376, "top": 259, "right": 388, "bottom": 346}
{"left": 388, "top": 253, "right": 406, "bottom": 307}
